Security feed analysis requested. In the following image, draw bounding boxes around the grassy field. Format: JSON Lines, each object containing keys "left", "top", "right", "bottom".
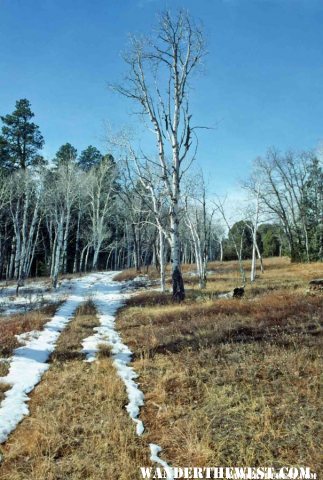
{"left": 0, "top": 257, "right": 322, "bottom": 479}
{"left": 0, "top": 301, "right": 149, "bottom": 479}
{"left": 117, "top": 258, "right": 323, "bottom": 474}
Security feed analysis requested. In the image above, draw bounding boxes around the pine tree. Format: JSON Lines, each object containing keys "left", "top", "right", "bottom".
{"left": 53, "top": 143, "right": 77, "bottom": 167}
{"left": 0, "top": 136, "right": 11, "bottom": 172}
{"left": 77, "top": 145, "right": 103, "bottom": 171}
{"left": 0, "top": 99, "right": 44, "bottom": 170}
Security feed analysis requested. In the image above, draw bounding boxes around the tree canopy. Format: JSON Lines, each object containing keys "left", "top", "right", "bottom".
{"left": 0, "top": 99, "right": 44, "bottom": 171}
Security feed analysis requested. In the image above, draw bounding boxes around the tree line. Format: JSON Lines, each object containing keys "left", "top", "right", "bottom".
{"left": 0, "top": 11, "right": 322, "bottom": 296}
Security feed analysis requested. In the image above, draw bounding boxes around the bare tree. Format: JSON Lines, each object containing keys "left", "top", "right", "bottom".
{"left": 116, "top": 144, "right": 170, "bottom": 291}
{"left": 213, "top": 198, "right": 246, "bottom": 286}
{"left": 183, "top": 173, "right": 214, "bottom": 288}
{"left": 87, "top": 156, "right": 117, "bottom": 270}
{"left": 44, "top": 162, "right": 79, "bottom": 287}
{"left": 112, "top": 10, "right": 206, "bottom": 299}
{"left": 246, "top": 148, "right": 322, "bottom": 262}
{"left": 243, "top": 185, "right": 264, "bottom": 282}
{"left": 7, "top": 170, "right": 42, "bottom": 293}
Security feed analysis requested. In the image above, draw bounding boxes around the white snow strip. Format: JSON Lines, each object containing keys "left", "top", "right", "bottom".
{"left": 81, "top": 272, "right": 173, "bottom": 473}
{"left": 150, "top": 444, "right": 174, "bottom": 480}
{"left": 0, "top": 273, "right": 101, "bottom": 444}
{"left": 81, "top": 272, "right": 145, "bottom": 435}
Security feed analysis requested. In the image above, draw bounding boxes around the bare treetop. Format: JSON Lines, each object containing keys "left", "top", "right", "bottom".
{"left": 111, "top": 10, "right": 206, "bottom": 167}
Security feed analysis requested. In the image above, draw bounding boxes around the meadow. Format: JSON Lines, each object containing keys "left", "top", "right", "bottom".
{"left": 0, "top": 257, "right": 322, "bottom": 479}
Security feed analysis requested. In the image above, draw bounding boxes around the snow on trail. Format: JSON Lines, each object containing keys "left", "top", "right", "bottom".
{"left": 0, "top": 270, "right": 173, "bottom": 477}
{"left": 82, "top": 272, "right": 145, "bottom": 436}
{"left": 0, "top": 273, "right": 101, "bottom": 444}
{"left": 150, "top": 444, "right": 174, "bottom": 480}
{"left": 82, "top": 272, "right": 173, "bottom": 479}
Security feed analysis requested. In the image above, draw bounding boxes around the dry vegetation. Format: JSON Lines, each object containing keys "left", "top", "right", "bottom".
{"left": 0, "top": 303, "right": 61, "bottom": 357}
{"left": 0, "top": 258, "right": 322, "bottom": 479}
{"left": 117, "top": 257, "right": 322, "bottom": 474}
{"left": 113, "top": 268, "right": 146, "bottom": 282}
{"left": 0, "top": 382, "right": 10, "bottom": 404}
{"left": 0, "top": 301, "right": 150, "bottom": 480}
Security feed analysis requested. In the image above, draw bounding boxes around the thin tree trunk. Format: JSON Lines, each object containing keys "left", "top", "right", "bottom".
{"left": 73, "top": 210, "right": 81, "bottom": 273}
{"left": 159, "top": 228, "right": 166, "bottom": 292}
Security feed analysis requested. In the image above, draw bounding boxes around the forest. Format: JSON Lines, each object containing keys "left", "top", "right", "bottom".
{"left": 0, "top": 96, "right": 322, "bottom": 293}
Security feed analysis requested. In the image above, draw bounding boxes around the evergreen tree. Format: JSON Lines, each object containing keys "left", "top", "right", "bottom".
{"left": 78, "top": 145, "right": 103, "bottom": 171}
{"left": 53, "top": 143, "right": 77, "bottom": 167}
{"left": 0, "top": 136, "right": 11, "bottom": 172}
{"left": 0, "top": 99, "right": 44, "bottom": 170}
{"left": 301, "top": 156, "right": 323, "bottom": 260}
{"left": 228, "top": 220, "right": 253, "bottom": 260}
{"left": 258, "top": 224, "right": 283, "bottom": 257}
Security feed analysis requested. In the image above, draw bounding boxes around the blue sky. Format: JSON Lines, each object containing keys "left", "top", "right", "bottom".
{"left": 0, "top": 0, "right": 322, "bottom": 195}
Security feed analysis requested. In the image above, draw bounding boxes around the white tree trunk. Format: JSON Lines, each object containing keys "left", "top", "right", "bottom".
{"left": 158, "top": 227, "right": 166, "bottom": 292}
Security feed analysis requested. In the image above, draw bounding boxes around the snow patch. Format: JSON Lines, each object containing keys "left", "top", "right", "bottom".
{"left": 0, "top": 273, "right": 101, "bottom": 444}
{"left": 82, "top": 272, "right": 145, "bottom": 436}
{"left": 82, "top": 272, "right": 172, "bottom": 470}
{"left": 150, "top": 444, "right": 174, "bottom": 480}
{"left": 0, "top": 278, "right": 73, "bottom": 317}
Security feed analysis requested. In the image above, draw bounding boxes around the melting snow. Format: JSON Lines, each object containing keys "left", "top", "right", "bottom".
{"left": 0, "top": 271, "right": 173, "bottom": 477}
{"left": 0, "top": 273, "right": 101, "bottom": 444}
{"left": 82, "top": 272, "right": 172, "bottom": 476}
{"left": 82, "top": 272, "right": 145, "bottom": 436}
{"left": 0, "top": 278, "right": 73, "bottom": 316}
{"left": 150, "top": 444, "right": 174, "bottom": 480}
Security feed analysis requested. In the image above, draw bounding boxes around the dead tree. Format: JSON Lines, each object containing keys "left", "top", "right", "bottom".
{"left": 213, "top": 198, "right": 246, "bottom": 287}
{"left": 87, "top": 156, "right": 117, "bottom": 270}
{"left": 184, "top": 172, "right": 215, "bottom": 288}
{"left": 244, "top": 185, "right": 264, "bottom": 282}
{"left": 111, "top": 10, "right": 206, "bottom": 299}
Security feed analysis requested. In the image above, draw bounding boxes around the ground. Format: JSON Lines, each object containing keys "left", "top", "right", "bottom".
{"left": 0, "top": 257, "right": 322, "bottom": 479}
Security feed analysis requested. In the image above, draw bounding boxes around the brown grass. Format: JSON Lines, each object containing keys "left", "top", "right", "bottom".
{"left": 50, "top": 300, "right": 98, "bottom": 363}
{"left": 0, "top": 382, "right": 10, "bottom": 403}
{"left": 113, "top": 266, "right": 165, "bottom": 283}
{"left": 0, "top": 258, "right": 322, "bottom": 478}
{"left": 0, "top": 300, "right": 150, "bottom": 480}
{"left": 113, "top": 268, "right": 143, "bottom": 282}
{"left": 0, "top": 360, "right": 10, "bottom": 377}
{"left": 117, "top": 257, "right": 323, "bottom": 474}
{"left": 0, "top": 303, "right": 61, "bottom": 357}
{"left": 117, "top": 256, "right": 323, "bottom": 292}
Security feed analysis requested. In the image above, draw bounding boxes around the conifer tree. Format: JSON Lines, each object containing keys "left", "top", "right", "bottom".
{"left": 78, "top": 145, "right": 103, "bottom": 171}
{"left": 53, "top": 143, "right": 77, "bottom": 167}
{"left": 0, "top": 99, "right": 44, "bottom": 170}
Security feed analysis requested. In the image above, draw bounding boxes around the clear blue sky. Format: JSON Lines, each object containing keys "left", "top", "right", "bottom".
{"left": 0, "top": 0, "right": 322, "bottom": 194}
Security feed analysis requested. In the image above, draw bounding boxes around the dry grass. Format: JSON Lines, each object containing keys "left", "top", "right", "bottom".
{"left": 113, "top": 268, "right": 144, "bottom": 282}
{"left": 0, "top": 360, "right": 10, "bottom": 377}
{"left": 50, "top": 300, "right": 97, "bottom": 363}
{"left": 97, "top": 343, "right": 112, "bottom": 358}
{"left": 1, "top": 258, "right": 322, "bottom": 478}
{"left": 0, "top": 363, "right": 149, "bottom": 479}
{"left": 0, "top": 300, "right": 150, "bottom": 480}
{"left": 117, "top": 256, "right": 323, "bottom": 293}
{"left": 0, "top": 303, "right": 61, "bottom": 357}
{"left": 0, "top": 382, "right": 10, "bottom": 403}
{"left": 117, "top": 257, "right": 323, "bottom": 474}
{"left": 113, "top": 266, "right": 165, "bottom": 283}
